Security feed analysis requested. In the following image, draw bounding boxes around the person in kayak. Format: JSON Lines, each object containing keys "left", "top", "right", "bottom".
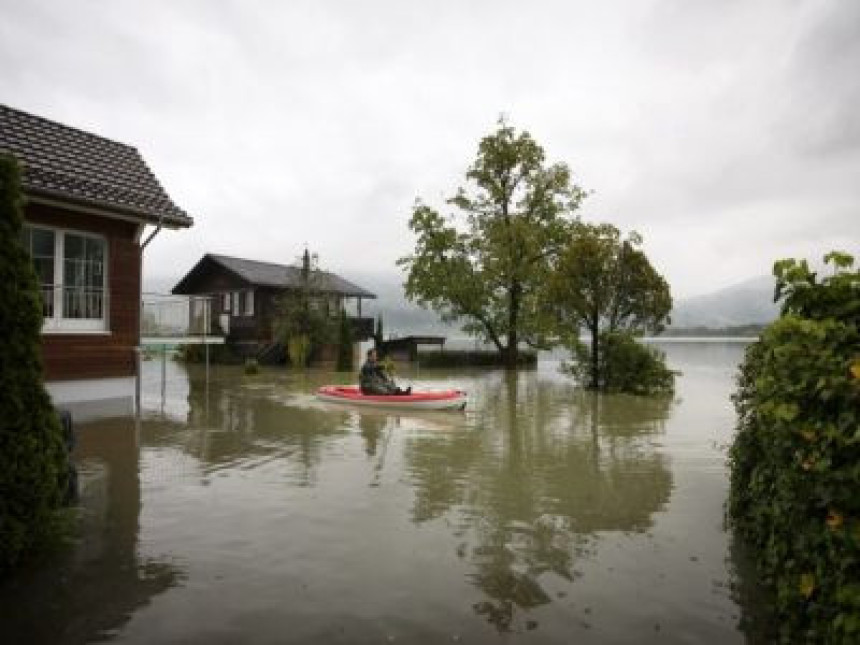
{"left": 360, "top": 348, "right": 411, "bottom": 395}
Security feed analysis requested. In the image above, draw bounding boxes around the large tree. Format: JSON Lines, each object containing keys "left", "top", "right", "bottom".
{"left": 0, "top": 155, "right": 68, "bottom": 572}
{"left": 548, "top": 222, "right": 672, "bottom": 390}
{"left": 398, "top": 120, "right": 586, "bottom": 367}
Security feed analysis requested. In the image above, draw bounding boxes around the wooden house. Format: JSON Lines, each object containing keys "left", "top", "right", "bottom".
{"left": 171, "top": 253, "right": 376, "bottom": 360}
{"left": 0, "top": 104, "right": 192, "bottom": 411}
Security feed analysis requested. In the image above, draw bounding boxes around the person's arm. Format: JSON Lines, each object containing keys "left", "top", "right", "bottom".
{"left": 374, "top": 364, "right": 393, "bottom": 384}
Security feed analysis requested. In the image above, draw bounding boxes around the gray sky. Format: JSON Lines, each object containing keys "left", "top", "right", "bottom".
{"left": 1, "top": 0, "right": 857, "bottom": 298}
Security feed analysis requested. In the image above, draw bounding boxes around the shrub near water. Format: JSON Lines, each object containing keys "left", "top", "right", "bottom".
{"left": 729, "top": 252, "right": 860, "bottom": 642}
{"left": 563, "top": 331, "right": 675, "bottom": 395}
{"left": 0, "top": 155, "right": 68, "bottom": 574}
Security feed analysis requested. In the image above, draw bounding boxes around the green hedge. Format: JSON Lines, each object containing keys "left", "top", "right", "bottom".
{"left": 728, "top": 253, "right": 860, "bottom": 642}
{"left": 415, "top": 349, "right": 537, "bottom": 368}
{"left": 0, "top": 155, "right": 68, "bottom": 574}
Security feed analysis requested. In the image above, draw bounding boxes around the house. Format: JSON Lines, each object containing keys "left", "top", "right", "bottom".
{"left": 171, "top": 253, "right": 376, "bottom": 360}
{"left": 0, "top": 104, "right": 192, "bottom": 412}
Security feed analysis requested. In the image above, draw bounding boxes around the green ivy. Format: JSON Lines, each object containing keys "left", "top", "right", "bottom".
{"left": 729, "top": 252, "right": 860, "bottom": 642}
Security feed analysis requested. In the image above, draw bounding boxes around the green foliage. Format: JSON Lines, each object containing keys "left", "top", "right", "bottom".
{"left": 398, "top": 118, "right": 587, "bottom": 367}
{"left": 728, "top": 252, "right": 860, "bottom": 642}
{"left": 0, "top": 155, "right": 68, "bottom": 574}
{"left": 176, "top": 343, "right": 241, "bottom": 364}
{"left": 380, "top": 354, "right": 396, "bottom": 378}
{"left": 549, "top": 222, "right": 672, "bottom": 391}
{"left": 243, "top": 358, "right": 260, "bottom": 375}
{"left": 563, "top": 331, "right": 674, "bottom": 395}
{"left": 287, "top": 334, "right": 312, "bottom": 368}
{"left": 273, "top": 249, "right": 337, "bottom": 366}
{"left": 336, "top": 308, "right": 353, "bottom": 372}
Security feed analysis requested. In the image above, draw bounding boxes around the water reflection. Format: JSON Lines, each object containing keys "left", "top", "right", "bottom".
{"left": 141, "top": 368, "right": 353, "bottom": 486}
{"left": 0, "top": 418, "right": 183, "bottom": 644}
{"left": 405, "top": 372, "right": 675, "bottom": 632}
{"left": 1, "top": 345, "right": 757, "bottom": 643}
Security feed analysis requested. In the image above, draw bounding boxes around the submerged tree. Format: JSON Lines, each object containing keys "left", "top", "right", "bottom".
{"left": 374, "top": 313, "right": 384, "bottom": 348}
{"left": 398, "top": 119, "right": 587, "bottom": 368}
{"left": 0, "top": 155, "right": 68, "bottom": 573}
{"left": 549, "top": 222, "right": 673, "bottom": 392}
{"left": 336, "top": 307, "right": 354, "bottom": 372}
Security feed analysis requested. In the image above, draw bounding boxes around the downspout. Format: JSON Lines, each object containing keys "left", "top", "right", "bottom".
{"left": 136, "top": 218, "right": 163, "bottom": 415}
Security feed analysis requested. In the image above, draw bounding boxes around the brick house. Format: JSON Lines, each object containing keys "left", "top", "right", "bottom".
{"left": 0, "top": 104, "right": 192, "bottom": 410}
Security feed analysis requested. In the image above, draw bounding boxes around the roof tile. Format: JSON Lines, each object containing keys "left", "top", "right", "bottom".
{"left": 0, "top": 104, "right": 192, "bottom": 227}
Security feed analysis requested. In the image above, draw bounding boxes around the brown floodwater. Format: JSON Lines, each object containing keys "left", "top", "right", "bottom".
{"left": 0, "top": 342, "right": 772, "bottom": 644}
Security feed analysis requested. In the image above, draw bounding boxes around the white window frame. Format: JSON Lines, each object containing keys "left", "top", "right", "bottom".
{"left": 244, "top": 289, "right": 254, "bottom": 316}
{"left": 24, "top": 224, "right": 109, "bottom": 334}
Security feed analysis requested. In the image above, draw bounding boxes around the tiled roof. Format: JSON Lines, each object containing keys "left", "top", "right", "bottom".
{"left": 0, "top": 104, "right": 192, "bottom": 227}
{"left": 173, "top": 254, "right": 377, "bottom": 299}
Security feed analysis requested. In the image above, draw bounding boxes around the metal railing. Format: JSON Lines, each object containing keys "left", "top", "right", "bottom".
{"left": 39, "top": 284, "right": 107, "bottom": 320}
{"left": 141, "top": 293, "right": 222, "bottom": 338}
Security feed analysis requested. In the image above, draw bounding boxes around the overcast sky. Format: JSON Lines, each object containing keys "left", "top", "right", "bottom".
{"left": 1, "top": 0, "right": 857, "bottom": 298}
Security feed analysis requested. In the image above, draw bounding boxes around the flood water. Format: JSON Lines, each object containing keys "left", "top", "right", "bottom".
{"left": 0, "top": 342, "right": 772, "bottom": 644}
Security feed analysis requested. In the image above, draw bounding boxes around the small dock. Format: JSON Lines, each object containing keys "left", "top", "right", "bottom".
{"left": 379, "top": 335, "right": 445, "bottom": 362}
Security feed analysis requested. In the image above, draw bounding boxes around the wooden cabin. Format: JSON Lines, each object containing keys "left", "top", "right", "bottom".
{"left": 0, "top": 104, "right": 193, "bottom": 412}
{"left": 171, "top": 254, "right": 376, "bottom": 360}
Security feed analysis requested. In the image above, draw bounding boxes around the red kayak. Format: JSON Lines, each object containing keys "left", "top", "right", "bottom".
{"left": 316, "top": 386, "right": 467, "bottom": 411}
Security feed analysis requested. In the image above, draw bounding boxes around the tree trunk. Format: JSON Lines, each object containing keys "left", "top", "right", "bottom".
{"left": 506, "top": 281, "right": 521, "bottom": 369}
{"left": 589, "top": 322, "right": 599, "bottom": 389}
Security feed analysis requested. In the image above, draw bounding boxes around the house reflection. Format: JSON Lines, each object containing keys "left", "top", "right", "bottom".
{"left": 404, "top": 372, "right": 675, "bottom": 632}
{"left": 139, "top": 367, "right": 352, "bottom": 487}
{"left": 0, "top": 417, "right": 182, "bottom": 645}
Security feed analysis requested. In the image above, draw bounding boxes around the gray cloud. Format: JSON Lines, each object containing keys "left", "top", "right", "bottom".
{"left": 0, "top": 0, "right": 856, "bottom": 299}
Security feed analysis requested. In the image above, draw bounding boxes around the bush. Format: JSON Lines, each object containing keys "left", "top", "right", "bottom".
{"left": 728, "top": 252, "right": 860, "bottom": 642}
{"left": 243, "top": 358, "right": 260, "bottom": 375}
{"left": 176, "top": 343, "right": 242, "bottom": 364}
{"left": 0, "top": 155, "right": 68, "bottom": 574}
{"left": 562, "top": 331, "right": 675, "bottom": 395}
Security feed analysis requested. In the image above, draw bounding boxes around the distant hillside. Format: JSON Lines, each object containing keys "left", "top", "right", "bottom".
{"left": 671, "top": 275, "right": 779, "bottom": 328}
{"left": 347, "top": 270, "right": 455, "bottom": 336}
{"left": 148, "top": 268, "right": 781, "bottom": 336}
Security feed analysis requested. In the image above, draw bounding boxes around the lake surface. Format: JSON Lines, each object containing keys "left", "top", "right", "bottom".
{"left": 0, "top": 342, "right": 772, "bottom": 644}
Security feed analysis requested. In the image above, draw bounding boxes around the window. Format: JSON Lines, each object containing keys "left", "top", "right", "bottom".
{"left": 222, "top": 292, "right": 231, "bottom": 312}
{"left": 20, "top": 226, "right": 55, "bottom": 317}
{"left": 21, "top": 225, "right": 107, "bottom": 332}
{"left": 244, "top": 289, "right": 254, "bottom": 316}
{"left": 232, "top": 291, "right": 240, "bottom": 313}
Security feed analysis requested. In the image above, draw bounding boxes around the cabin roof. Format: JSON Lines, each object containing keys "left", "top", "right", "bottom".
{"left": 0, "top": 104, "right": 192, "bottom": 228}
{"left": 172, "top": 253, "right": 377, "bottom": 299}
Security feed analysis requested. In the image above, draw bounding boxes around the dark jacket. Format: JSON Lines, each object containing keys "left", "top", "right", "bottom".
{"left": 360, "top": 360, "right": 396, "bottom": 394}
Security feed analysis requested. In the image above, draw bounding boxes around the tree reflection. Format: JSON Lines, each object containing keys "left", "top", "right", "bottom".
{"left": 404, "top": 372, "right": 675, "bottom": 632}
{"left": 0, "top": 418, "right": 182, "bottom": 644}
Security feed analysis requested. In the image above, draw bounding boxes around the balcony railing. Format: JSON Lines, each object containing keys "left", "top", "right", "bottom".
{"left": 141, "top": 294, "right": 223, "bottom": 340}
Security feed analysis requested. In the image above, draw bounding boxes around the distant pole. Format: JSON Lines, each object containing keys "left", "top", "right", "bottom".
{"left": 161, "top": 343, "right": 166, "bottom": 408}
{"left": 204, "top": 296, "right": 210, "bottom": 384}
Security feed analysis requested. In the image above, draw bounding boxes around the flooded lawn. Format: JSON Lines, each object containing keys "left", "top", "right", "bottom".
{"left": 0, "top": 342, "right": 770, "bottom": 644}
